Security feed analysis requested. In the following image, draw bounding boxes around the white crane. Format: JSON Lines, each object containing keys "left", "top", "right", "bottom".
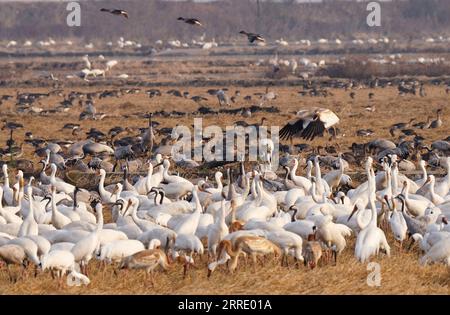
{"left": 207, "top": 200, "right": 229, "bottom": 259}
{"left": 349, "top": 164, "right": 390, "bottom": 263}
{"left": 71, "top": 202, "right": 103, "bottom": 275}
{"left": 2, "top": 164, "right": 14, "bottom": 206}
{"left": 18, "top": 187, "right": 38, "bottom": 237}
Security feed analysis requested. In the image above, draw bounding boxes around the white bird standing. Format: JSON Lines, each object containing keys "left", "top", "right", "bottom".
{"left": 18, "top": 186, "right": 38, "bottom": 237}
{"left": 71, "top": 202, "right": 103, "bottom": 275}
{"left": 386, "top": 197, "right": 407, "bottom": 247}
{"left": 349, "top": 164, "right": 390, "bottom": 263}
{"left": 2, "top": 164, "right": 14, "bottom": 206}
{"left": 207, "top": 200, "right": 229, "bottom": 259}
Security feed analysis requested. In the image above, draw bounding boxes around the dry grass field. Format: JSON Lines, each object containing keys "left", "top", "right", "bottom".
{"left": 0, "top": 50, "right": 449, "bottom": 294}
{"left": 0, "top": 235, "right": 448, "bottom": 294}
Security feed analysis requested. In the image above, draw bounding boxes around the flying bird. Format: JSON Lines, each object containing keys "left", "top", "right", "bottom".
{"left": 177, "top": 17, "right": 203, "bottom": 27}
{"left": 239, "top": 31, "right": 265, "bottom": 43}
{"left": 100, "top": 8, "right": 129, "bottom": 19}
{"left": 279, "top": 108, "right": 340, "bottom": 141}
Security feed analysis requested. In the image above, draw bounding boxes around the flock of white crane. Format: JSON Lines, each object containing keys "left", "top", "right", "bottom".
{"left": 4, "top": 35, "right": 450, "bottom": 50}
{"left": 0, "top": 150, "right": 449, "bottom": 287}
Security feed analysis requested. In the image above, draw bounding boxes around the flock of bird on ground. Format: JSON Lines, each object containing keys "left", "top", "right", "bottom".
{"left": 0, "top": 6, "right": 449, "bottom": 289}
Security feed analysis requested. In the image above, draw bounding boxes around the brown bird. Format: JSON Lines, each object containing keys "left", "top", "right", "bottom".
{"left": 119, "top": 249, "right": 171, "bottom": 286}
{"left": 0, "top": 244, "right": 27, "bottom": 282}
{"left": 239, "top": 31, "right": 265, "bottom": 43}
{"left": 100, "top": 8, "right": 129, "bottom": 19}
{"left": 177, "top": 17, "right": 203, "bottom": 27}
{"left": 215, "top": 236, "right": 280, "bottom": 273}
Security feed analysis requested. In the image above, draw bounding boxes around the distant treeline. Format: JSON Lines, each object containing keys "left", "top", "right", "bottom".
{"left": 0, "top": 0, "right": 448, "bottom": 41}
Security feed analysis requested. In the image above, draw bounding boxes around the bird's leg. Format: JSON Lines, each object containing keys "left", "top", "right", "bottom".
{"left": 143, "top": 269, "right": 148, "bottom": 284}
{"left": 334, "top": 250, "right": 338, "bottom": 265}
{"left": 406, "top": 236, "right": 415, "bottom": 251}
{"left": 183, "top": 262, "right": 188, "bottom": 279}
{"left": 258, "top": 256, "right": 263, "bottom": 267}
{"left": 7, "top": 265, "right": 13, "bottom": 283}
{"left": 20, "top": 263, "right": 27, "bottom": 281}
{"left": 326, "top": 249, "right": 332, "bottom": 265}
{"left": 332, "top": 126, "right": 337, "bottom": 140}
{"left": 150, "top": 271, "right": 155, "bottom": 288}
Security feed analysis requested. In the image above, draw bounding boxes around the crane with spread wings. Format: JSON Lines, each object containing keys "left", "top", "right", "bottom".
{"left": 279, "top": 108, "right": 340, "bottom": 142}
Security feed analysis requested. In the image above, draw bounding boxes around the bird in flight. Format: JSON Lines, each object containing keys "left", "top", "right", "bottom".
{"left": 279, "top": 108, "right": 340, "bottom": 141}
{"left": 239, "top": 31, "right": 265, "bottom": 43}
{"left": 177, "top": 17, "right": 203, "bottom": 27}
{"left": 100, "top": 8, "right": 129, "bottom": 19}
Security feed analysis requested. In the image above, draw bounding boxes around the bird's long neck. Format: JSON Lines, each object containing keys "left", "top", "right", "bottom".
{"left": 145, "top": 165, "right": 153, "bottom": 192}
{"left": 367, "top": 167, "right": 377, "bottom": 227}
{"left": 99, "top": 172, "right": 106, "bottom": 194}
{"left": 385, "top": 168, "right": 392, "bottom": 196}
{"left": 420, "top": 163, "right": 427, "bottom": 183}
{"left": 215, "top": 173, "right": 223, "bottom": 190}
{"left": 312, "top": 187, "right": 323, "bottom": 204}
{"left": 429, "top": 178, "right": 436, "bottom": 197}
{"left": 218, "top": 203, "right": 227, "bottom": 226}
{"left": 314, "top": 159, "right": 323, "bottom": 194}
{"left": 163, "top": 162, "right": 171, "bottom": 180}
{"left": 250, "top": 177, "right": 257, "bottom": 198}
{"left": 240, "top": 177, "right": 250, "bottom": 200}
{"left": 306, "top": 163, "right": 312, "bottom": 179}
{"left": 338, "top": 158, "right": 344, "bottom": 174}
{"left": 50, "top": 167, "right": 56, "bottom": 180}
{"left": 284, "top": 167, "right": 290, "bottom": 182}
{"left": 40, "top": 162, "right": 47, "bottom": 177}
{"left": 222, "top": 241, "right": 239, "bottom": 257}
{"left": 354, "top": 206, "right": 368, "bottom": 230}
{"left": 230, "top": 203, "right": 237, "bottom": 223}
{"left": 27, "top": 192, "right": 34, "bottom": 220}
{"left": 51, "top": 194, "right": 58, "bottom": 216}
{"left": 96, "top": 207, "right": 104, "bottom": 232}
{"left": 192, "top": 189, "right": 202, "bottom": 213}
{"left": 391, "top": 165, "right": 399, "bottom": 195}
{"left": 290, "top": 160, "right": 298, "bottom": 177}
{"left": 3, "top": 167, "right": 9, "bottom": 187}
{"left": 130, "top": 203, "right": 140, "bottom": 222}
